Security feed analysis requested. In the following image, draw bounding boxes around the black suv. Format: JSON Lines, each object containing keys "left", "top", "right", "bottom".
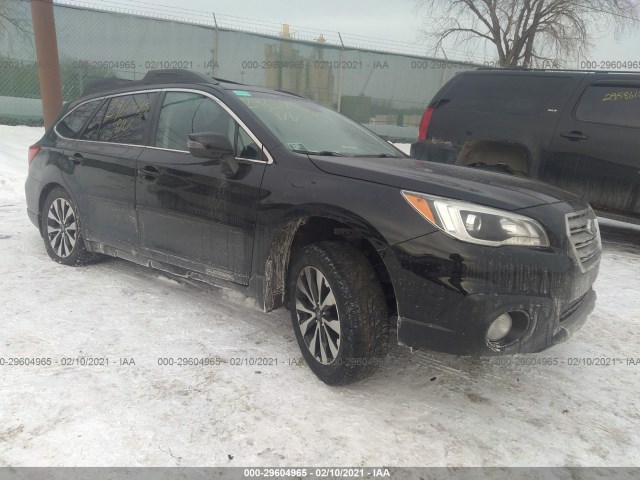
{"left": 26, "top": 69, "right": 601, "bottom": 385}
{"left": 411, "top": 70, "right": 640, "bottom": 224}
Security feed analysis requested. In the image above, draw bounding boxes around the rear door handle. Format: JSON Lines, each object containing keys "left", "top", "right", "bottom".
{"left": 137, "top": 165, "right": 160, "bottom": 181}
{"left": 71, "top": 153, "right": 84, "bottom": 165}
{"left": 560, "top": 131, "right": 589, "bottom": 141}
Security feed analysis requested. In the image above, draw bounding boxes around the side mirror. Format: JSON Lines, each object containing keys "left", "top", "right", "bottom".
{"left": 187, "top": 132, "right": 234, "bottom": 159}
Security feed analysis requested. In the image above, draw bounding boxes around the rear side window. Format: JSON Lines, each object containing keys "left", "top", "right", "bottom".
{"left": 98, "top": 93, "right": 154, "bottom": 145}
{"left": 154, "top": 92, "right": 234, "bottom": 151}
{"left": 575, "top": 85, "right": 640, "bottom": 128}
{"left": 79, "top": 100, "right": 108, "bottom": 141}
{"left": 56, "top": 101, "right": 100, "bottom": 138}
{"left": 444, "top": 74, "right": 573, "bottom": 115}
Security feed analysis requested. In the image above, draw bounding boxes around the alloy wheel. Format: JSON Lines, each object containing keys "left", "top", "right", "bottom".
{"left": 294, "top": 266, "right": 341, "bottom": 365}
{"left": 47, "top": 198, "right": 77, "bottom": 259}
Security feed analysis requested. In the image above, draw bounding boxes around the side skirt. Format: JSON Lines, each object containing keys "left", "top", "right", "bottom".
{"left": 86, "top": 240, "right": 267, "bottom": 311}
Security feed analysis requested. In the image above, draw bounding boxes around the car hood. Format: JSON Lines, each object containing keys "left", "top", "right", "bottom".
{"left": 309, "top": 156, "right": 580, "bottom": 211}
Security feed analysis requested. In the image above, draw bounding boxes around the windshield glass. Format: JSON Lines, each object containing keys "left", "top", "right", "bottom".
{"left": 237, "top": 92, "right": 404, "bottom": 158}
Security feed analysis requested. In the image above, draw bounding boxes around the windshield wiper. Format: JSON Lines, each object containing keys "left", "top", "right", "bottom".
{"left": 292, "top": 149, "right": 347, "bottom": 157}
{"left": 353, "top": 153, "right": 400, "bottom": 158}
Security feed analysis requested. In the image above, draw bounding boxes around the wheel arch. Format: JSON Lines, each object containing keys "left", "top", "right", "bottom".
{"left": 456, "top": 140, "right": 532, "bottom": 176}
{"left": 261, "top": 213, "right": 398, "bottom": 318}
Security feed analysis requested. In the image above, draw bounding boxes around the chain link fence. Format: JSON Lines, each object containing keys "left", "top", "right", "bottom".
{"left": 0, "top": 0, "right": 478, "bottom": 140}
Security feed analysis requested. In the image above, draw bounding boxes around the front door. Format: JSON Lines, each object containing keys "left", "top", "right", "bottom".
{"left": 135, "top": 90, "right": 267, "bottom": 284}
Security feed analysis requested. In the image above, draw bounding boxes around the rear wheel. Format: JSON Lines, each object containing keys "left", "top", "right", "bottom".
{"left": 289, "top": 241, "right": 389, "bottom": 385}
{"left": 41, "top": 187, "right": 101, "bottom": 266}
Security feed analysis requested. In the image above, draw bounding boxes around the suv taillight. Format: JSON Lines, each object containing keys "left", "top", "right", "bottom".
{"left": 417, "top": 107, "right": 434, "bottom": 141}
{"left": 28, "top": 144, "right": 41, "bottom": 165}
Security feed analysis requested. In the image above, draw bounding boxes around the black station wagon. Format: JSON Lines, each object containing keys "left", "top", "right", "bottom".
{"left": 26, "top": 69, "right": 601, "bottom": 385}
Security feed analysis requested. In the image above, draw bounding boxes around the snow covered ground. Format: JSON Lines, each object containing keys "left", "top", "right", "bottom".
{"left": 0, "top": 125, "right": 639, "bottom": 467}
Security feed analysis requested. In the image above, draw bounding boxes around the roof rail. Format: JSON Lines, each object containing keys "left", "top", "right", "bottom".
{"left": 212, "top": 76, "right": 245, "bottom": 85}
{"left": 81, "top": 69, "right": 225, "bottom": 96}
{"left": 476, "top": 67, "right": 640, "bottom": 74}
{"left": 140, "top": 69, "right": 214, "bottom": 84}
{"left": 81, "top": 77, "right": 133, "bottom": 96}
{"left": 275, "top": 89, "right": 303, "bottom": 98}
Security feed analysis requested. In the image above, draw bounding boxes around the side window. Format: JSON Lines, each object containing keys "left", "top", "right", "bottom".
{"left": 79, "top": 100, "right": 108, "bottom": 141}
{"left": 575, "top": 85, "right": 640, "bottom": 128}
{"left": 445, "top": 74, "right": 574, "bottom": 115}
{"left": 154, "top": 92, "right": 234, "bottom": 151}
{"left": 235, "top": 125, "right": 261, "bottom": 160}
{"left": 56, "top": 101, "right": 100, "bottom": 138}
{"left": 98, "top": 93, "right": 154, "bottom": 145}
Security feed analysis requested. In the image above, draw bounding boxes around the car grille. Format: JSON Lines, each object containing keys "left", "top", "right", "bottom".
{"left": 566, "top": 209, "right": 601, "bottom": 272}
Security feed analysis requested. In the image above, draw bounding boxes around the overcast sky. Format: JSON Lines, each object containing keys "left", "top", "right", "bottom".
{"left": 88, "top": 0, "right": 640, "bottom": 66}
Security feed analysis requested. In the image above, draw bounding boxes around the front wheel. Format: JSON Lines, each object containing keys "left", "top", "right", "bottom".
{"left": 289, "top": 241, "right": 389, "bottom": 385}
{"left": 41, "top": 187, "right": 101, "bottom": 266}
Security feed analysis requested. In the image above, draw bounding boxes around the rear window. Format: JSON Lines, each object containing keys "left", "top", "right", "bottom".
{"left": 575, "top": 85, "right": 640, "bottom": 128}
{"left": 443, "top": 74, "right": 573, "bottom": 115}
{"left": 56, "top": 101, "right": 100, "bottom": 138}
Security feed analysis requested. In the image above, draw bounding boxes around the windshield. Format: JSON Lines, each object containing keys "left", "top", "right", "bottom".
{"left": 236, "top": 92, "right": 404, "bottom": 158}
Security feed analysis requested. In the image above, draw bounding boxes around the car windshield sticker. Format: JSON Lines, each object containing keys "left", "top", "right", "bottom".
{"left": 288, "top": 143, "right": 307, "bottom": 151}
{"left": 233, "top": 90, "right": 252, "bottom": 97}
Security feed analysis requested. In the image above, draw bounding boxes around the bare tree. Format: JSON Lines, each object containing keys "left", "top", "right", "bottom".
{"left": 416, "top": 0, "right": 640, "bottom": 67}
{"left": 0, "top": 0, "right": 32, "bottom": 41}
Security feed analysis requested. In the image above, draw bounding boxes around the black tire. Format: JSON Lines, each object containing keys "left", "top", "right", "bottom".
{"left": 41, "top": 187, "right": 101, "bottom": 266}
{"left": 289, "top": 241, "right": 389, "bottom": 385}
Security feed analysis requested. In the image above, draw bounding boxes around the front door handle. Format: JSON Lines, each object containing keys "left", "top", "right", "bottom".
{"left": 137, "top": 165, "right": 159, "bottom": 181}
{"left": 560, "top": 131, "right": 589, "bottom": 141}
{"left": 71, "top": 153, "right": 84, "bottom": 165}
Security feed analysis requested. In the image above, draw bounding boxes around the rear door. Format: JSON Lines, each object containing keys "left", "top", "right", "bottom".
{"left": 546, "top": 80, "right": 640, "bottom": 217}
{"left": 135, "top": 89, "right": 267, "bottom": 284}
{"left": 61, "top": 91, "right": 158, "bottom": 248}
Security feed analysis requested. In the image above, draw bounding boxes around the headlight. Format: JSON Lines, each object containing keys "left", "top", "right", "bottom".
{"left": 401, "top": 191, "right": 550, "bottom": 247}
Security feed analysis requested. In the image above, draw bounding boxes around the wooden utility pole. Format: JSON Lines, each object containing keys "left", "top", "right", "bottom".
{"left": 30, "top": 0, "right": 62, "bottom": 128}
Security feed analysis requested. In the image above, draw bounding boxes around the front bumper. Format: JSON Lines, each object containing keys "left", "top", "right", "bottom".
{"left": 395, "top": 288, "right": 596, "bottom": 356}
{"left": 381, "top": 201, "right": 600, "bottom": 355}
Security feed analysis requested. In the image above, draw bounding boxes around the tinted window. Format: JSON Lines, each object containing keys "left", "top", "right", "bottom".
{"left": 154, "top": 92, "right": 234, "bottom": 151}
{"left": 79, "top": 100, "right": 108, "bottom": 141}
{"left": 98, "top": 93, "right": 154, "bottom": 145}
{"left": 445, "top": 74, "right": 573, "bottom": 115}
{"left": 57, "top": 101, "right": 100, "bottom": 138}
{"left": 575, "top": 85, "right": 640, "bottom": 128}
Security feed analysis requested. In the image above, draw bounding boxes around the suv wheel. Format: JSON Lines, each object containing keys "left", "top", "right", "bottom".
{"left": 41, "top": 187, "right": 100, "bottom": 266}
{"left": 289, "top": 241, "right": 389, "bottom": 385}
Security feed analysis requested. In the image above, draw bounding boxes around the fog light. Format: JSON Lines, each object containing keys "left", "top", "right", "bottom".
{"left": 487, "top": 313, "right": 512, "bottom": 342}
